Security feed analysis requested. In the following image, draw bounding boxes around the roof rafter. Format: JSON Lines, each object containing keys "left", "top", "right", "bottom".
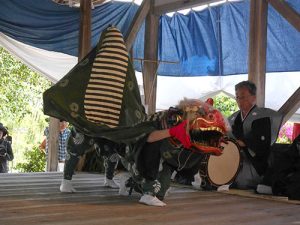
{"left": 267, "top": 0, "right": 300, "bottom": 32}
{"left": 154, "top": 0, "right": 221, "bottom": 15}
{"left": 125, "top": 0, "right": 151, "bottom": 50}
{"left": 279, "top": 87, "right": 300, "bottom": 125}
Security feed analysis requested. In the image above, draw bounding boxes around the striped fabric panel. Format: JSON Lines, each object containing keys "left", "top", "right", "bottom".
{"left": 145, "top": 111, "right": 166, "bottom": 123}
{"left": 84, "top": 27, "right": 128, "bottom": 128}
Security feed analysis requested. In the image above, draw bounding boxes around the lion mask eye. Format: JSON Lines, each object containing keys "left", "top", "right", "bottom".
{"left": 197, "top": 107, "right": 206, "bottom": 116}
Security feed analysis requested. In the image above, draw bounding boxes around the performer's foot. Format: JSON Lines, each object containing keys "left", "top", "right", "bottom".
{"left": 256, "top": 184, "right": 272, "bottom": 195}
{"left": 139, "top": 194, "right": 166, "bottom": 207}
{"left": 104, "top": 178, "right": 119, "bottom": 189}
{"left": 60, "top": 179, "right": 76, "bottom": 193}
{"left": 118, "top": 172, "right": 130, "bottom": 196}
{"left": 217, "top": 184, "right": 230, "bottom": 191}
{"left": 192, "top": 173, "right": 202, "bottom": 190}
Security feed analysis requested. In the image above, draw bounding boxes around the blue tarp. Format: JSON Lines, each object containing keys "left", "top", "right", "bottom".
{"left": 0, "top": 0, "right": 138, "bottom": 56}
{"left": 0, "top": 0, "right": 299, "bottom": 76}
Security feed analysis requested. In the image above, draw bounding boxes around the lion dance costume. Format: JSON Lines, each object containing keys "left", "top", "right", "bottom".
{"left": 43, "top": 26, "right": 230, "bottom": 206}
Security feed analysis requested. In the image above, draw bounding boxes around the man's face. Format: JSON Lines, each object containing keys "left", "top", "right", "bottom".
{"left": 59, "top": 121, "right": 68, "bottom": 131}
{"left": 235, "top": 87, "right": 256, "bottom": 112}
{"left": 0, "top": 131, "right": 3, "bottom": 139}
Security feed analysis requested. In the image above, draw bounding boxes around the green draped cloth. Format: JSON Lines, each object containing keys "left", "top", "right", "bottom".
{"left": 43, "top": 26, "right": 156, "bottom": 144}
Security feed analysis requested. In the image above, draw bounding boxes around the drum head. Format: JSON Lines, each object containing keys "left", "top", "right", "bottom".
{"left": 207, "top": 140, "right": 241, "bottom": 186}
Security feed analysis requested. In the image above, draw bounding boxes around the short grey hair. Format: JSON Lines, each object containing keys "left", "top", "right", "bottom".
{"left": 235, "top": 81, "right": 256, "bottom": 96}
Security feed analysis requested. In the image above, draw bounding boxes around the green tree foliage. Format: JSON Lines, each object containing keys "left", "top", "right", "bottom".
{"left": 0, "top": 47, "right": 51, "bottom": 171}
{"left": 0, "top": 47, "right": 51, "bottom": 121}
{"left": 213, "top": 93, "right": 238, "bottom": 118}
{"left": 15, "top": 146, "right": 46, "bottom": 172}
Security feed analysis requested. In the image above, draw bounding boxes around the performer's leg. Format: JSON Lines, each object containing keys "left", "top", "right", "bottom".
{"left": 104, "top": 151, "right": 120, "bottom": 189}
{"left": 60, "top": 129, "right": 94, "bottom": 192}
{"left": 105, "top": 156, "right": 118, "bottom": 179}
{"left": 138, "top": 141, "right": 166, "bottom": 206}
{"left": 138, "top": 141, "right": 161, "bottom": 181}
{"left": 156, "top": 163, "right": 173, "bottom": 201}
{"left": 96, "top": 138, "right": 120, "bottom": 188}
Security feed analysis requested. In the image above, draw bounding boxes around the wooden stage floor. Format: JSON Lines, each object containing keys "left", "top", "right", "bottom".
{"left": 0, "top": 172, "right": 299, "bottom": 225}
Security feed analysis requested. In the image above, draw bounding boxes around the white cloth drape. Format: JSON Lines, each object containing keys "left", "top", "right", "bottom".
{"left": 1, "top": 32, "right": 299, "bottom": 119}
{"left": 0, "top": 32, "right": 77, "bottom": 83}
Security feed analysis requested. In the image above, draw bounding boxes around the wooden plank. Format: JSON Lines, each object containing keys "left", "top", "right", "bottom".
{"left": 154, "top": 0, "right": 219, "bottom": 15}
{"left": 143, "top": 0, "right": 160, "bottom": 114}
{"left": 248, "top": 0, "right": 268, "bottom": 107}
{"left": 53, "top": 0, "right": 106, "bottom": 6}
{"left": 0, "top": 172, "right": 300, "bottom": 225}
{"left": 125, "top": 0, "right": 151, "bottom": 50}
{"left": 278, "top": 86, "right": 300, "bottom": 124}
{"left": 268, "top": 0, "right": 300, "bottom": 32}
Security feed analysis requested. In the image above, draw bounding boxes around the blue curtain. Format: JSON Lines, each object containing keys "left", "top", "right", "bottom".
{"left": 0, "top": 0, "right": 299, "bottom": 76}
{"left": 0, "top": 0, "right": 138, "bottom": 56}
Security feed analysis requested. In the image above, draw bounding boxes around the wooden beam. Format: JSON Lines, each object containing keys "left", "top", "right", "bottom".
{"left": 78, "top": 0, "right": 91, "bottom": 61}
{"left": 47, "top": 117, "right": 59, "bottom": 171}
{"left": 248, "top": 0, "right": 268, "bottom": 107}
{"left": 93, "top": 0, "right": 106, "bottom": 5}
{"left": 268, "top": 0, "right": 300, "bottom": 32}
{"left": 125, "top": 0, "right": 151, "bottom": 50}
{"left": 76, "top": 0, "right": 92, "bottom": 171}
{"left": 278, "top": 87, "right": 300, "bottom": 125}
{"left": 154, "top": 0, "right": 218, "bottom": 15}
{"left": 143, "top": 0, "right": 160, "bottom": 114}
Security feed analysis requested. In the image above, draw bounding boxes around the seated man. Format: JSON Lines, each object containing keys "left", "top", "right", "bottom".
{"left": 228, "top": 81, "right": 282, "bottom": 189}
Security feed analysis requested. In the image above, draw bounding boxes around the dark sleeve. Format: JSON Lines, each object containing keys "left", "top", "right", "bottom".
{"left": 6, "top": 141, "right": 13, "bottom": 161}
{"left": 245, "top": 117, "right": 271, "bottom": 157}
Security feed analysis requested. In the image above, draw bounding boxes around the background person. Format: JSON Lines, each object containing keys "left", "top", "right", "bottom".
{"left": 0, "top": 123, "right": 13, "bottom": 173}
{"left": 40, "top": 120, "right": 71, "bottom": 172}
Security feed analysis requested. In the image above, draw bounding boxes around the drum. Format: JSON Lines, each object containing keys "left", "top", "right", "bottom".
{"left": 199, "top": 139, "right": 242, "bottom": 190}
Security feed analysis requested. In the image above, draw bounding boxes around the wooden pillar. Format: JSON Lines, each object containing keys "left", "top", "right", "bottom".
{"left": 78, "top": 0, "right": 91, "bottom": 60}
{"left": 248, "top": 0, "right": 268, "bottom": 107}
{"left": 47, "top": 117, "right": 59, "bottom": 171}
{"left": 47, "top": 0, "right": 91, "bottom": 172}
{"left": 143, "top": 0, "right": 159, "bottom": 114}
{"left": 76, "top": 0, "right": 92, "bottom": 171}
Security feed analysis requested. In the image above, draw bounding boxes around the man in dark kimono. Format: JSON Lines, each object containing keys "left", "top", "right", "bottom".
{"left": 228, "top": 81, "right": 282, "bottom": 190}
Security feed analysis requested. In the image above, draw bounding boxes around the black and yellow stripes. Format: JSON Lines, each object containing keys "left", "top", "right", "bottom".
{"left": 84, "top": 27, "right": 129, "bottom": 128}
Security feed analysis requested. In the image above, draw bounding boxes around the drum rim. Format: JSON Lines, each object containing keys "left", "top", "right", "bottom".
{"left": 201, "top": 138, "right": 242, "bottom": 187}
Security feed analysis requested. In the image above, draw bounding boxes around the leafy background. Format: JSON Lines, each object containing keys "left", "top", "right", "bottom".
{"left": 0, "top": 47, "right": 50, "bottom": 172}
